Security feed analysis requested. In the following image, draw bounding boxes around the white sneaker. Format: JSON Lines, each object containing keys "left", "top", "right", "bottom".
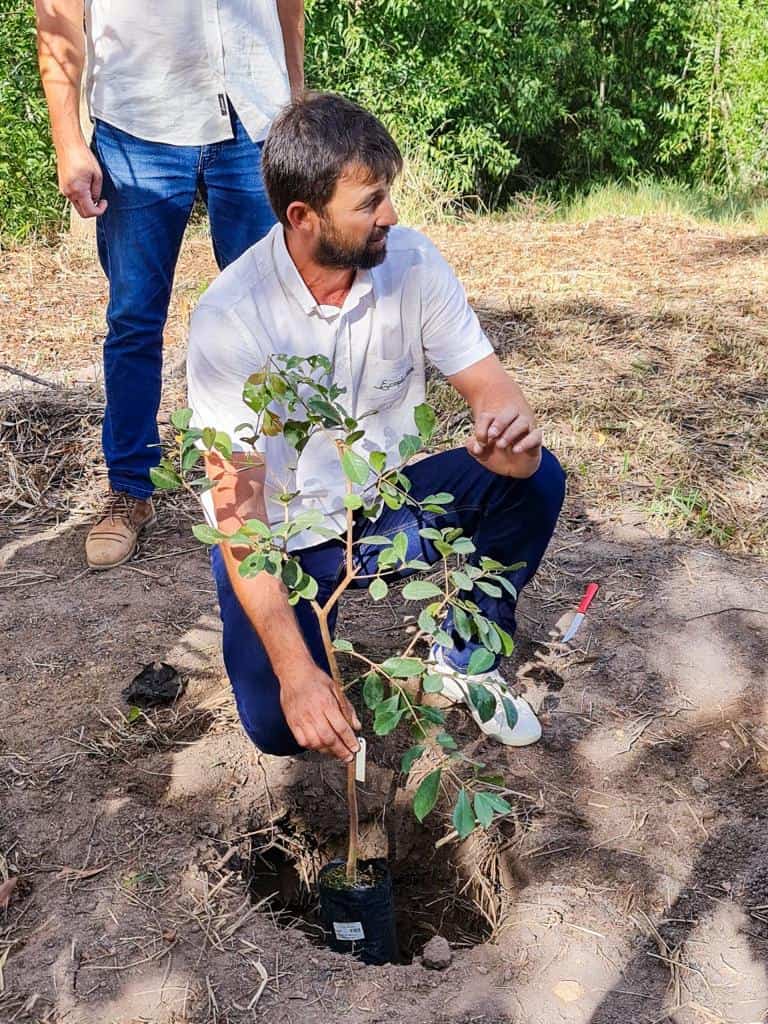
{"left": 428, "top": 648, "right": 542, "bottom": 747}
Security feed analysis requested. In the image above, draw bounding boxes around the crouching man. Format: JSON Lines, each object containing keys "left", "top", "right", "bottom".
{"left": 187, "top": 93, "right": 565, "bottom": 764}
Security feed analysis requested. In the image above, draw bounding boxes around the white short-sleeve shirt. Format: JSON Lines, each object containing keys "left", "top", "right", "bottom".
{"left": 84, "top": 1, "right": 290, "bottom": 145}
{"left": 187, "top": 225, "right": 493, "bottom": 548}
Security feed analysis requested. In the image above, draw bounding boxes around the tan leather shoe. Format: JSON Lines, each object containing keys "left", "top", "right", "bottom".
{"left": 85, "top": 491, "right": 156, "bottom": 570}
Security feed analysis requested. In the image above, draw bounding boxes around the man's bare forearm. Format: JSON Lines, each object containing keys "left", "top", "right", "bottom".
{"left": 276, "top": 0, "right": 305, "bottom": 96}
{"left": 35, "top": 0, "right": 86, "bottom": 153}
{"left": 207, "top": 453, "right": 313, "bottom": 683}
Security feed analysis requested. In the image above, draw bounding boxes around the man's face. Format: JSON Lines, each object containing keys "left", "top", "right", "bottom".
{"left": 314, "top": 163, "right": 399, "bottom": 270}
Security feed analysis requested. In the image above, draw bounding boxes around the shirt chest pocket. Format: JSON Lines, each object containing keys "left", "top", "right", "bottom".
{"left": 360, "top": 352, "right": 415, "bottom": 413}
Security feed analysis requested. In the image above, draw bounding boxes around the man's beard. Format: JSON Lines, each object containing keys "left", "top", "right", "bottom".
{"left": 315, "top": 219, "right": 389, "bottom": 270}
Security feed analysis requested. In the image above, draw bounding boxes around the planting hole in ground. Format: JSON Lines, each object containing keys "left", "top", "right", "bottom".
{"left": 243, "top": 815, "right": 498, "bottom": 963}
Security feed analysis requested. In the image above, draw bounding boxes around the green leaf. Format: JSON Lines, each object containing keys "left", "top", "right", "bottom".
{"left": 468, "top": 647, "right": 495, "bottom": 675}
{"left": 261, "top": 409, "right": 283, "bottom": 436}
{"left": 414, "top": 403, "right": 437, "bottom": 442}
{"left": 346, "top": 429, "right": 364, "bottom": 444}
{"left": 451, "top": 570, "right": 474, "bottom": 592}
{"left": 201, "top": 427, "right": 216, "bottom": 450}
{"left": 241, "top": 518, "right": 272, "bottom": 539}
{"left": 413, "top": 769, "right": 442, "bottom": 822}
{"left": 307, "top": 396, "right": 343, "bottom": 425}
{"left": 192, "top": 523, "right": 227, "bottom": 545}
{"left": 374, "top": 708, "right": 403, "bottom": 736}
{"left": 467, "top": 681, "right": 496, "bottom": 723}
{"left": 398, "top": 434, "right": 422, "bottom": 460}
{"left": 423, "top": 672, "right": 444, "bottom": 693}
{"left": 418, "top": 527, "right": 443, "bottom": 541}
{"left": 392, "top": 531, "right": 409, "bottom": 562}
{"left": 452, "top": 789, "right": 475, "bottom": 839}
{"left": 171, "top": 407, "right": 193, "bottom": 431}
{"left": 150, "top": 464, "right": 182, "bottom": 490}
{"left": 369, "top": 577, "right": 389, "bottom": 601}
{"left": 474, "top": 792, "right": 495, "bottom": 829}
{"left": 452, "top": 606, "right": 473, "bottom": 642}
{"left": 182, "top": 446, "right": 202, "bottom": 472}
{"left": 126, "top": 705, "right": 142, "bottom": 724}
{"left": 418, "top": 608, "right": 437, "bottom": 634}
{"left": 341, "top": 449, "right": 370, "bottom": 485}
{"left": 402, "top": 580, "right": 443, "bottom": 600}
{"left": 422, "top": 492, "right": 453, "bottom": 506}
{"left": 476, "top": 580, "right": 502, "bottom": 599}
{"left": 417, "top": 705, "right": 445, "bottom": 725}
{"left": 358, "top": 535, "right": 391, "bottom": 546}
{"left": 332, "top": 637, "right": 354, "bottom": 652}
{"left": 400, "top": 744, "right": 425, "bottom": 774}
{"left": 381, "top": 657, "right": 423, "bottom": 678}
{"left": 494, "top": 624, "right": 515, "bottom": 657}
{"left": 501, "top": 696, "right": 518, "bottom": 732}
{"left": 281, "top": 559, "right": 304, "bottom": 590}
{"left": 297, "top": 575, "right": 319, "bottom": 600}
{"left": 213, "top": 431, "right": 233, "bottom": 460}
{"left": 343, "top": 493, "right": 363, "bottom": 510}
{"left": 369, "top": 451, "right": 387, "bottom": 473}
{"left": 452, "top": 537, "right": 476, "bottom": 555}
{"left": 362, "top": 672, "right": 385, "bottom": 709}
{"left": 436, "top": 732, "right": 457, "bottom": 750}
{"left": 238, "top": 552, "right": 266, "bottom": 576}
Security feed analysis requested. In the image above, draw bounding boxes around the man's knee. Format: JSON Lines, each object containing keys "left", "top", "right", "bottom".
{"left": 534, "top": 448, "right": 567, "bottom": 520}
{"left": 239, "top": 707, "right": 303, "bottom": 758}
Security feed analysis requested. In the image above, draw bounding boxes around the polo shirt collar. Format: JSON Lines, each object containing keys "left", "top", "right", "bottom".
{"left": 273, "top": 226, "right": 373, "bottom": 319}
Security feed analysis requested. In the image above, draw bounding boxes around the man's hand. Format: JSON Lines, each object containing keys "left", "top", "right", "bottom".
{"left": 280, "top": 663, "right": 362, "bottom": 762}
{"left": 57, "top": 140, "right": 107, "bottom": 218}
{"left": 467, "top": 406, "right": 542, "bottom": 476}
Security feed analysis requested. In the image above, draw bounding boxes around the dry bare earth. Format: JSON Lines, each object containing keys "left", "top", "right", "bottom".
{"left": 1, "top": 216, "right": 767, "bottom": 1024}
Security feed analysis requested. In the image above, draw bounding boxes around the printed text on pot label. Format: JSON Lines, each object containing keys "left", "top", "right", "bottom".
{"left": 333, "top": 921, "right": 365, "bottom": 941}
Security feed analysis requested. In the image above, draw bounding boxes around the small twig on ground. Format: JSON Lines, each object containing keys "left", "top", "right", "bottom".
{"left": 684, "top": 606, "right": 768, "bottom": 621}
{"left": 0, "top": 364, "right": 59, "bottom": 389}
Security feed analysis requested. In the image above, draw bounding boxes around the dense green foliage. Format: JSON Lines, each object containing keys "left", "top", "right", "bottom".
{"left": 1, "top": 0, "right": 766, "bottom": 240}
{"left": 0, "top": 4, "right": 61, "bottom": 240}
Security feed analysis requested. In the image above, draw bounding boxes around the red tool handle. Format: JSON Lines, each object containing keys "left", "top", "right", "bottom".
{"left": 577, "top": 582, "right": 599, "bottom": 614}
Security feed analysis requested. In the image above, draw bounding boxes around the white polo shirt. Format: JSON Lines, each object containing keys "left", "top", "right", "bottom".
{"left": 84, "top": 1, "right": 290, "bottom": 145}
{"left": 187, "top": 225, "right": 493, "bottom": 549}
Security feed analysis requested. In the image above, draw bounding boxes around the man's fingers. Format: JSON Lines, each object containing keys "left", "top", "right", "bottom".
{"left": 70, "top": 187, "right": 103, "bottom": 219}
{"left": 495, "top": 417, "right": 531, "bottom": 449}
{"left": 325, "top": 705, "right": 360, "bottom": 761}
{"left": 472, "top": 411, "right": 494, "bottom": 446}
{"left": 513, "top": 427, "right": 543, "bottom": 453}
{"left": 344, "top": 697, "right": 362, "bottom": 732}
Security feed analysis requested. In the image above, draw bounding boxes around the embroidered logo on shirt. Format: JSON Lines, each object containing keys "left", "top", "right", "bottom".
{"left": 374, "top": 366, "right": 414, "bottom": 392}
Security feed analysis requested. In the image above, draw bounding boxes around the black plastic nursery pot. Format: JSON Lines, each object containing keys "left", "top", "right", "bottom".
{"left": 318, "top": 857, "right": 399, "bottom": 965}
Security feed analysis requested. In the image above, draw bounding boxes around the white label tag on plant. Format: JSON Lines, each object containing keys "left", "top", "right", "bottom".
{"left": 354, "top": 736, "right": 366, "bottom": 783}
{"left": 333, "top": 920, "right": 365, "bottom": 941}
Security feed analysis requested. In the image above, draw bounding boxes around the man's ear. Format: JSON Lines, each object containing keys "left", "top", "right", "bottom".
{"left": 285, "top": 200, "right": 318, "bottom": 234}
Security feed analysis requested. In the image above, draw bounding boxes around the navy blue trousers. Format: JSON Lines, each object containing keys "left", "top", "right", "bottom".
{"left": 212, "top": 447, "right": 566, "bottom": 755}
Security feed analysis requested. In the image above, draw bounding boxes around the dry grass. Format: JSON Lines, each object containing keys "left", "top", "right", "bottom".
{"left": 428, "top": 217, "right": 768, "bottom": 557}
{"left": 2, "top": 215, "right": 766, "bottom": 557}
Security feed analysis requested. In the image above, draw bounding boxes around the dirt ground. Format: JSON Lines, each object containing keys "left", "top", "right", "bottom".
{"left": 1, "top": 215, "right": 767, "bottom": 1024}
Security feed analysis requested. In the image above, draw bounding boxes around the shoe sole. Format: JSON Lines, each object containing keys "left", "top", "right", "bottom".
{"left": 86, "top": 514, "right": 157, "bottom": 571}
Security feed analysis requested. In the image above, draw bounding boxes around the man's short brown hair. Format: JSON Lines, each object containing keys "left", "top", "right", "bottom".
{"left": 262, "top": 92, "right": 403, "bottom": 226}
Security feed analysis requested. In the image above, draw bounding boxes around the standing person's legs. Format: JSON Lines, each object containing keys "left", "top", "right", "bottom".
{"left": 200, "top": 109, "right": 276, "bottom": 270}
{"left": 354, "top": 447, "right": 566, "bottom": 670}
{"left": 211, "top": 540, "right": 345, "bottom": 756}
{"left": 87, "top": 122, "right": 199, "bottom": 568}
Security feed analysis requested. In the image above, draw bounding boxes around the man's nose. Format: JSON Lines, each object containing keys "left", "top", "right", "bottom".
{"left": 378, "top": 195, "right": 399, "bottom": 227}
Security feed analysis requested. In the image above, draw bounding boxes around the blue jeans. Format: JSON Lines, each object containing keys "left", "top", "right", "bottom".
{"left": 212, "top": 447, "right": 566, "bottom": 756}
{"left": 92, "top": 110, "right": 276, "bottom": 499}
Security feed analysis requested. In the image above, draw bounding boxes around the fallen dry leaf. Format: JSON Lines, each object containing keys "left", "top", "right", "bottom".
{"left": 0, "top": 877, "right": 19, "bottom": 909}
{"left": 553, "top": 979, "right": 584, "bottom": 1003}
